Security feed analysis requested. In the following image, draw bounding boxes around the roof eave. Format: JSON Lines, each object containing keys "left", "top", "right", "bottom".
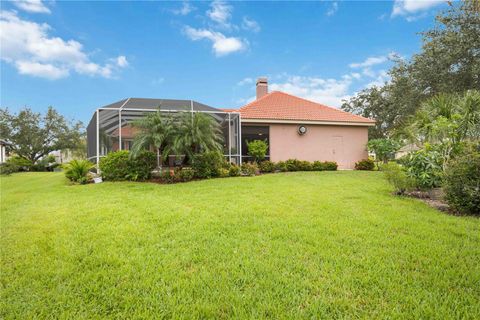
{"left": 241, "top": 118, "right": 376, "bottom": 126}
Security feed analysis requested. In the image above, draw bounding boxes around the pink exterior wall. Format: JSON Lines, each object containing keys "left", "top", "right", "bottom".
{"left": 266, "top": 123, "right": 369, "bottom": 169}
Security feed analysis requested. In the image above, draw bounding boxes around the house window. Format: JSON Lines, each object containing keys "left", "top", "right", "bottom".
{"left": 241, "top": 125, "right": 270, "bottom": 161}
{"left": 123, "top": 140, "right": 133, "bottom": 150}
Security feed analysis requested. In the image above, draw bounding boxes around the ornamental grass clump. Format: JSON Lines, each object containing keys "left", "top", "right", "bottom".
{"left": 63, "top": 159, "right": 94, "bottom": 184}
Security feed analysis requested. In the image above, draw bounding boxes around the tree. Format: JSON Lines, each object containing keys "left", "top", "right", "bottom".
{"left": 342, "top": 1, "right": 480, "bottom": 137}
{"left": 130, "top": 110, "right": 175, "bottom": 168}
{"left": 367, "top": 139, "right": 401, "bottom": 169}
{"left": 173, "top": 112, "right": 223, "bottom": 163}
{"left": 0, "top": 107, "right": 83, "bottom": 163}
{"left": 246, "top": 140, "right": 268, "bottom": 162}
{"left": 397, "top": 90, "right": 480, "bottom": 170}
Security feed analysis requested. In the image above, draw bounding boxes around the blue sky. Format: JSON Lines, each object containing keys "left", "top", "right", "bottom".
{"left": 1, "top": 0, "right": 447, "bottom": 124}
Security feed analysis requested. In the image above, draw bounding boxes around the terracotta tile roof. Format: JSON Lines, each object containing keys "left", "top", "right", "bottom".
{"left": 111, "top": 125, "right": 139, "bottom": 139}
{"left": 237, "top": 91, "right": 375, "bottom": 124}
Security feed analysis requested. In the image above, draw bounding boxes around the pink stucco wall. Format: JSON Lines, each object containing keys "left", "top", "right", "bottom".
{"left": 266, "top": 123, "right": 369, "bottom": 169}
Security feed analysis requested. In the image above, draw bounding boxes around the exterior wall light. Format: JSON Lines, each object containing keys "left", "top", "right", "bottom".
{"left": 298, "top": 125, "right": 307, "bottom": 135}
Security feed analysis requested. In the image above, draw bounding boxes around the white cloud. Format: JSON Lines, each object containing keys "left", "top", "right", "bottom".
{"left": 13, "top": 0, "right": 51, "bottom": 14}
{"left": 242, "top": 17, "right": 260, "bottom": 32}
{"left": 183, "top": 26, "right": 246, "bottom": 56}
{"left": 236, "top": 61, "right": 394, "bottom": 107}
{"left": 115, "top": 55, "right": 128, "bottom": 67}
{"left": 16, "top": 61, "right": 68, "bottom": 79}
{"left": 207, "top": 1, "right": 232, "bottom": 28}
{"left": 237, "top": 77, "right": 253, "bottom": 86}
{"left": 268, "top": 75, "right": 356, "bottom": 108}
{"left": 326, "top": 2, "right": 339, "bottom": 16}
{"left": 349, "top": 55, "right": 388, "bottom": 68}
{"left": 0, "top": 11, "right": 128, "bottom": 80}
{"left": 172, "top": 1, "right": 195, "bottom": 16}
{"left": 392, "top": 0, "right": 443, "bottom": 17}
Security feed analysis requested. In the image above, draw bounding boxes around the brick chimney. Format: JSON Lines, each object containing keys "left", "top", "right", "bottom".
{"left": 256, "top": 77, "right": 268, "bottom": 100}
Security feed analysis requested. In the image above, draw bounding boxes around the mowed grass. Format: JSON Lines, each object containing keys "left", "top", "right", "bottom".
{"left": 1, "top": 172, "right": 479, "bottom": 319}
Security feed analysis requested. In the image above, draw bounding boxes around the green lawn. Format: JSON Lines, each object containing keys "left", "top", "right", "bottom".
{"left": 1, "top": 172, "right": 479, "bottom": 319}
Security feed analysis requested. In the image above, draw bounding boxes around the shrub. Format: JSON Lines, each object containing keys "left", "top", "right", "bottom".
{"left": 259, "top": 160, "right": 275, "bottom": 173}
{"left": 160, "top": 169, "right": 175, "bottom": 183}
{"left": 285, "top": 159, "right": 301, "bottom": 171}
{"left": 0, "top": 163, "right": 20, "bottom": 175}
{"left": 312, "top": 161, "right": 325, "bottom": 171}
{"left": 355, "top": 159, "right": 375, "bottom": 170}
{"left": 191, "top": 151, "right": 224, "bottom": 179}
{"left": 382, "top": 162, "right": 415, "bottom": 195}
{"left": 246, "top": 140, "right": 268, "bottom": 162}
{"left": 217, "top": 167, "right": 230, "bottom": 178}
{"left": 443, "top": 152, "right": 480, "bottom": 215}
{"left": 275, "top": 161, "right": 288, "bottom": 172}
{"left": 7, "top": 156, "right": 33, "bottom": 171}
{"left": 367, "top": 139, "right": 401, "bottom": 168}
{"left": 323, "top": 161, "right": 338, "bottom": 171}
{"left": 402, "top": 147, "right": 443, "bottom": 190}
{"left": 31, "top": 155, "right": 58, "bottom": 172}
{"left": 100, "top": 151, "right": 130, "bottom": 180}
{"left": 127, "top": 150, "right": 157, "bottom": 181}
{"left": 229, "top": 164, "right": 241, "bottom": 177}
{"left": 298, "top": 161, "right": 312, "bottom": 171}
{"left": 63, "top": 159, "right": 94, "bottom": 184}
{"left": 241, "top": 162, "right": 258, "bottom": 176}
{"left": 175, "top": 168, "right": 195, "bottom": 182}
{"left": 100, "top": 150, "right": 156, "bottom": 181}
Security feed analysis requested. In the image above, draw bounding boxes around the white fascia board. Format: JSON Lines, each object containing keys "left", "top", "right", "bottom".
{"left": 241, "top": 118, "right": 375, "bottom": 127}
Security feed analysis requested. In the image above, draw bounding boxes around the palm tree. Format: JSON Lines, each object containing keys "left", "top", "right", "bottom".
{"left": 130, "top": 110, "right": 175, "bottom": 168}
{"left": 173, "top": 112, "right": 224, "bottom": 163}
{"left": 457, "top": 90, "right": 480, "bottom": 141}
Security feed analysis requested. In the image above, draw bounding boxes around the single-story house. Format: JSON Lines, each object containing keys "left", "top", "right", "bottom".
{"left": 228, "top": 78, "right": 375, "bottom": 169}
{"left": 0, "top": 139, "right": 11, "bottom": 164}
{"left": 86, "top": 78, "right": 374, "bottom": 169}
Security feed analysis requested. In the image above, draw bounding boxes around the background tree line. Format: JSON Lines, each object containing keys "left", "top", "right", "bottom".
{"left": 342, "top": 0, "right": 480, "bottom": 139}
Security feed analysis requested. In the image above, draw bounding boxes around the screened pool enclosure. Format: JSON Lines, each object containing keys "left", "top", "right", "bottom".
{"left": 87, "top": 98, "right": 242, "bottom": 167}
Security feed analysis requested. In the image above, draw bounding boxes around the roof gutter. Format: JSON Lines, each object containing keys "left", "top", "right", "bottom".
{"left": 241, "top": 118, "right": 376, "bottom": 127}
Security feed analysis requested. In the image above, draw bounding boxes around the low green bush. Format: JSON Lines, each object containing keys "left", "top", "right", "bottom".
{"left": 355, "top": 159, "right": 375, "bottom": 170}
{"left": 63, "top": 159, "right": 94, "bottom": 184}
{"left": 177, "top": 168, "right": 195, "bottom": 182}
{"left": 100, "top": 150, "right": 156, "bottom": 181}
{"left": 382, "top": 162, "right": 415, "bottom": 195}
{"left": 443, "top": 152, "right": 480, "bottom": 215}
{"left": 229, "top": 164, "right": 241, "bottom": 177}
{"left": 0, "top": 163, "right": 20, "bottom": 175}
{"left": 241, "top": 162, "right": 258, "bottom": 176}
{"left": 259, "top": 160, "right": 275, "bottom": 173}
{"left": 191, "top": 151, "right": 224, "bottom": 179}
{"left": 160, "top": 169, "right": 175, "bottom": 183}
{"left": 31, "top": 155, "right": 58, "bottom": 172}
{"left": 312, "top": 161, "right": 325, "bottom": 171}
{"left": 285, "top": 159, "right": 301, "bottom": 171}
{"left": 100, "top": 151, "right": 130, "bottom": 180}
{"left": 402, "top": 148, "right": 443, "bottom": 190}
{"left": 7, "top": 156, "right": 33, "bottom": 171}
{"left": 129, "top": 150, "right": 157, "bottom": 181}
{"left": 298, "top": 161, "right": 312, "bottom": 171}
{"left": 275, "top": 161, "right": 288, "bottom": 172}
{"left": 217, "top": 168, "right": 230, "bottom": 178}
{"left": 312, "top": 161, "right": 338, "bottom": 171}
{"left": 323, "top": 161, "right": 338, "bottom": 171}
